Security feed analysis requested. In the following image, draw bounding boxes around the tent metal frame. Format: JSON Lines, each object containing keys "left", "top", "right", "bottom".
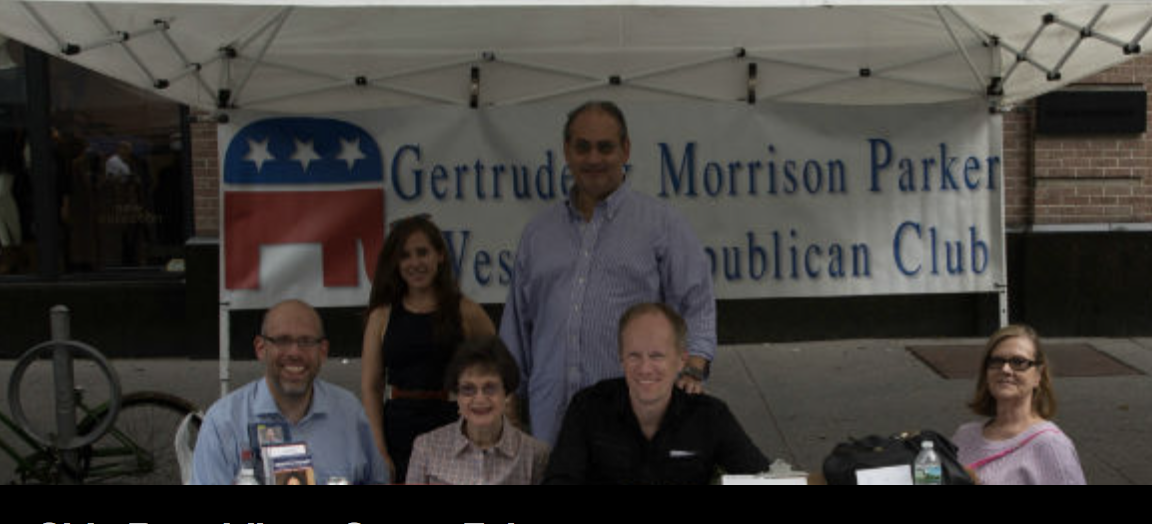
{"left": 12, "top": 3, "right": 1152, "bottom": 113}
{"left": 5, "top": 1, "right": 1151, "bottom": 396}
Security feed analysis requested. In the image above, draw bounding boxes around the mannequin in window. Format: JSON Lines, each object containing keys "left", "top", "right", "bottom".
{"left": 0, "top": 128, "right": 24, "bottom": 274}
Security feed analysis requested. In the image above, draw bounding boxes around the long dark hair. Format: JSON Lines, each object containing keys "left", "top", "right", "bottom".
{"left": 367, "top": 215, "right": 463, "bottom": 350}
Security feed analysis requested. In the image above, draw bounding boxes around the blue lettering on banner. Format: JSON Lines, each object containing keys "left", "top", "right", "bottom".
{"left": 391, "top": 144, "right": 422, "bottom": 201}
{"left": 659, "top": 143, "right": 847, "bottom": 198}
{"left": 218, "top": 103, "right": 1004, "bottom": 311}
{"left": 869, "top": 138, "right": 1001, "bottom": 194}
{"left": 388, "top": 146, "right": 568, "bottom": 203}
{"left": 443, "top": 229, "right": 514, "bottom": 288}
{"left": 389, "top": 135, "right": 999, "bottom": 292}
{"left": 703, "top": 230, "right": 872, "bottom": 282}
{"left": 894, "top": 221, "right": 992, "bottom": 277}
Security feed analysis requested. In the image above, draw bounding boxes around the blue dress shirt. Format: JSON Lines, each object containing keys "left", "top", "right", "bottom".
{"left": 191, "top": 378, "right": 389, "bottom": 485}
{"left": 500, "top": 181, "right": 717, "bottom": 446}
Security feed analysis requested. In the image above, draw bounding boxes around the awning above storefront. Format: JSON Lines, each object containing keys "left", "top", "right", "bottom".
{"left": 0, "top": 1, "right": 1149, "bottom": 112}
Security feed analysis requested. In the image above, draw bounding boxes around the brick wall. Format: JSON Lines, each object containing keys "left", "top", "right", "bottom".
{"left": 187, "top": 56, "right": 1152, "bottom": 237}
{"left": 190, "top": 118, "right": 220, "bottom": 237}
{"left": 1003, "top": 54, "right": 1152, "bottom": 228}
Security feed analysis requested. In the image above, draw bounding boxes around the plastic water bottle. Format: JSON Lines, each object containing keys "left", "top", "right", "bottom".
{"left": 914, "top": 441, "right": 943, "bottom": 485}
{"left": 235, "top": 449, "right": 260, "bottom": 485}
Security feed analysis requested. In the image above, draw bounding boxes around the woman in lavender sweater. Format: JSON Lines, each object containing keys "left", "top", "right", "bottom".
{"left": 952, "top": 325, "right": 1086, "bottom": 485}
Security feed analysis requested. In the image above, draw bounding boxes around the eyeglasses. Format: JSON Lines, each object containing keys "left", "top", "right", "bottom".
{"left": 457, "top": 383, "right": 504, "bottom": 398}
{"left": 571, "top": 139, "right": 621, "bottom": 156}
{"left": 986, "top": 356, "right": 1039, "bottom": 372}
{"left": 261, "top": 335, "right": 325, "bottom": 350}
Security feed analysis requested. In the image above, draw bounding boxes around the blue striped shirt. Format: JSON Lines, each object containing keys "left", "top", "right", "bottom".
{"left": 500, "top": 181, "right": 717, "bottom": 446}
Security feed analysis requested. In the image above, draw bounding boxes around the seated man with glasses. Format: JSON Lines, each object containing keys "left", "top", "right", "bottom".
{"left": 192, "top": 299, "right": 389, "bottom": 485}
{"left": 405, "top": 337, "right": 550, "bottom": 485}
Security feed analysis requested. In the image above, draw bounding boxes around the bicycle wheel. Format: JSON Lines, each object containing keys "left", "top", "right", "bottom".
{"left": 7, "top": 339, "right": 122, "bottom": 451}
{"left": 78, "top": 392, "right": 199, "bottom": 485}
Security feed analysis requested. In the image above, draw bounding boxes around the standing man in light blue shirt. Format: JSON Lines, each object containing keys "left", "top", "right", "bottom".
{"left": 500, "top": 101, "right": 717, "bottom": 446}
{"left": 192, "top": 300, "right": 388, "bottom": 485}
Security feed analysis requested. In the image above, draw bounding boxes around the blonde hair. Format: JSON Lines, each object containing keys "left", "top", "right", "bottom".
{"left": 968, "top": 325, "right": 1058, "bottom": 420}
{"left": 617, "top": 303, "right": 687, "bottom": 356}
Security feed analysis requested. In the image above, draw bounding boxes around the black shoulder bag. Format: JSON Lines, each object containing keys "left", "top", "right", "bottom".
{"left": 822, "top": 430, "right": 975, "bottom": 486}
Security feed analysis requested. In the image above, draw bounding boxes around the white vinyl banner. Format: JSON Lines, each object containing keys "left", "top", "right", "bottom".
{"left": 220, "top": 100, "right": 1004, "bottom": 310}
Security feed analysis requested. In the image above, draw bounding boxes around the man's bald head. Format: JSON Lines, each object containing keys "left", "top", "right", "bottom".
{"left": 261, "top": 299, "right": 325, "bottom": 341}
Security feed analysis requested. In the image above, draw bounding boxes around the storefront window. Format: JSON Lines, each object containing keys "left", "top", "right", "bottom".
{"left": 51, "top": 49, "right": 187, "bottom": 273}
{"left": 0, "top": 36, "right": 28, "bottom": 275}
{"left": 0, "top": 34, "right": 188, "bottom": 277}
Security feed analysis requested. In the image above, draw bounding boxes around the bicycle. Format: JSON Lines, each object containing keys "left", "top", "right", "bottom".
{"left": 3, "top": 337, "right": 200, "bottom": 485}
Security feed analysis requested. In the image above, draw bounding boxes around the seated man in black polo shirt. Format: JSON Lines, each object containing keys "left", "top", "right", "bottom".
{"left": 544, "top": 303, "right": 771, "bottom": 485}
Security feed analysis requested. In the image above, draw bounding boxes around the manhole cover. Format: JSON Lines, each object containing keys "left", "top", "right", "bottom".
{"left": 908, "top": 343, "right": 1145, "bottom": 380}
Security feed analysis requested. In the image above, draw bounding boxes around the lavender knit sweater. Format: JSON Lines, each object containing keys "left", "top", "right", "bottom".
{"left": 952, "top": 421, "right": 1087, "bottom": 485}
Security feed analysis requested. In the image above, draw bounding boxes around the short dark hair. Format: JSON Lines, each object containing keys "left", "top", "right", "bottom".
{"left": 445, "top": 337, "right": 521, "bottom": 395}
{"left": 564, "top": 101, "right": 630, "bottom": 145}
{"left": 617, "top": 302, "right": 688, "bottom": 355}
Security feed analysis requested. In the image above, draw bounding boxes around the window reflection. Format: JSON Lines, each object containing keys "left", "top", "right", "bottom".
{"left": 0, "top": 35, "right": 28, "bottom": 275}
{"left": 0, "top": 35, "right": 188, "bottom": 277}
{"left": 52, "top": 53, "right": 187, "bottom": 273}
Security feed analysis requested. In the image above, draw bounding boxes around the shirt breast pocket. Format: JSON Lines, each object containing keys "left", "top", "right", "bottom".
{"left": 596, "top": 246, "right": 659, "bottom": 299}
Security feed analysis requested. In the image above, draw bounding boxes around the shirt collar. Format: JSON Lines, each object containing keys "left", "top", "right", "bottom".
{"left": 452, "top": 418, "right": 519, "bottom": 459}
{"left": 566, "top": 179, "right": 632, "bottom": 223}
{"left": 254, "top": 377, "right": 330, "bottom": 424}
{"left": 612, "top": 379, "right": 686, "bottom": 437}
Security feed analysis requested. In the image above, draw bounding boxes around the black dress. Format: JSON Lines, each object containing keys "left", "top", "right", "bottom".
{"left": 380, "top": 303, "right": 459, "bottom": 483}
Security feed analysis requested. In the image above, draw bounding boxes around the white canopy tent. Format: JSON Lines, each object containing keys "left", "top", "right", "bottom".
{"left": 3, "top": 1, "right": 1149, "bottom": 398}
{"left": 1, "top": 1, "right": 1150, "bottom": 114}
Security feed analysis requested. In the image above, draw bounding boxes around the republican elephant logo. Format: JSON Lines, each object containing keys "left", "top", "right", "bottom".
{"left": 223, "top": 118, "right": 385, "bottom": 291}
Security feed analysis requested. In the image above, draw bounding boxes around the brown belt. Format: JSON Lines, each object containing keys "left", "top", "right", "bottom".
{"left": 389, "top": 387, "right": 450, "bottom": 401}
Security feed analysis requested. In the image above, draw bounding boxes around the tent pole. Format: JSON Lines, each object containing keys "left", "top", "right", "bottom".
{"left": 496, "top": 56, "right": 604, "bottom": 83}
{"left": 368, "top": 56, "right": 477, "bottom": 84}
{"left": 1051, "top": 8, "right": 1130, "bottom": 51}
{"left": 232, "top": 8, "right": 293, "bottom": 107}
{"left": 628, "top": 50, "right": 741, "bottom": 82}
{"left": 627, "top": 80, "right": 723, "bottom": 103}
{"left": 942, "top": 6, "right": 993, "bottom": 47}
{"left": 998, "top": 30, "right": 1057, "bottom": 88}
{"left": 219, "top": 303, "right": 230, "bottom": 398}
{"left": 84, "top": 3, "right": 163, "bottom": 88}
{"left": 242, "top": 77, "right": 462, "bottom": 108}
{"left": 1129, "top": 17, "right": 1152, "bottom": 54}
{"left": 1048, "top": 7, "right": 1108, "bottom": 81}
{"left": 935, "top": 7, "right": 987, "bottom": 93}
{"left": 497, "top": 80, "right": 608, "bottom": 106}
{"left": 158, "top": 28, "right": 215, "bottom": 101}
{"left": 16, "top": 2, "right": 65, "bottom": 53}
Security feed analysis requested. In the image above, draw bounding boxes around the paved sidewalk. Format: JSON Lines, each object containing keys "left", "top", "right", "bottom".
{"left": 3, "top": 338, "right": 1149, "bottom": 484}
{"left": 712, "top": 338, "right": 1152, "bottom": 485}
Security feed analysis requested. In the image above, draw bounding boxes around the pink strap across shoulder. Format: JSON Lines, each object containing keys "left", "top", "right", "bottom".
{"left": 967, "top": 428, "right": 1061, "bottom": 471}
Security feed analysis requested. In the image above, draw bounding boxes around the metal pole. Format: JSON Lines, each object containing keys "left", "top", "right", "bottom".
{"left": 50, "top": 305, "right": 81, "bottom": 484}
{"left": 991, "top": 108, "right": 1010, "bottom": 330}
{"left": 220, "top": 302, "right": 231, "bottom": 399}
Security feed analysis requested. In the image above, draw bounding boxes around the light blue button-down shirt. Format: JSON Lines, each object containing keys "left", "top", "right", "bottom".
{"left": 500, "top": 181, "right": 717, "bottom": 446}
{"left": 191, "top": 378, "right": 389, "bottom": 485}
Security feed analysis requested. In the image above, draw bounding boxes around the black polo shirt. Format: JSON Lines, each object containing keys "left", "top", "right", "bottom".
{"left": 544, "top": 378, "right": 771, "bottom": 485}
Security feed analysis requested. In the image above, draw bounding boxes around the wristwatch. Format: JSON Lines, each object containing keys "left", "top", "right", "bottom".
{"left": 680, "top": 365, "right": 707, "bottom": 382}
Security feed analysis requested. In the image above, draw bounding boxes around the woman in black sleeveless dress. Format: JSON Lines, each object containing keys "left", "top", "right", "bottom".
{"left": 361, "top": 215, "right": 495, "bottom": 483}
